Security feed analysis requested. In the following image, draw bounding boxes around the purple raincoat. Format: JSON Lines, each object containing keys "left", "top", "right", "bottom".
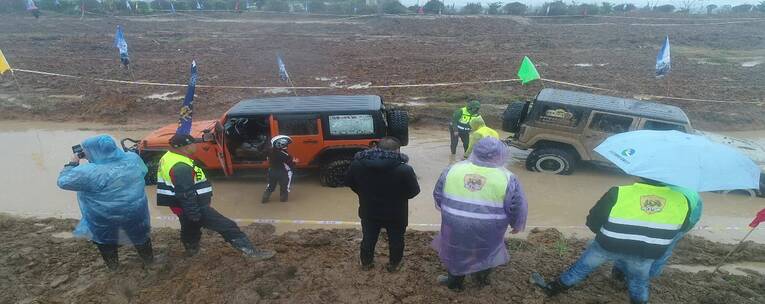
{"left": 432, "top": 137, "right": 528, "bottom": 275}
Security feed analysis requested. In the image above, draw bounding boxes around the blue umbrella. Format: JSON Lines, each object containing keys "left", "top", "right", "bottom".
{"left": 594, "top": 130, "right": 760, "bottom": 192}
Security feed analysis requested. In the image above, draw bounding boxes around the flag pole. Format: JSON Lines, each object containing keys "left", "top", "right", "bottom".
{"left": 287, "top": 77, "right": 298, "bottom": 97}
{"left": 10, "top": 70, "right": 23, "bottom": 92}
{"left": 665, "top": 74, "right": 671, "bottom": 97}
{"left": 714, "top": 227, "right": 756, "bottom": 273}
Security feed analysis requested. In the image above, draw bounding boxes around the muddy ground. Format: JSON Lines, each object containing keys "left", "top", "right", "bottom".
{"left": 0, "top": 13, "right": 764, "bottom": 130}
{"left": 2, "top": 214, "right": 764, "bottom": 304}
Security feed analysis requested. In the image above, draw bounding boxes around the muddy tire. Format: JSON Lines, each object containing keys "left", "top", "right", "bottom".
{"left": 526, "top": 148, "right": 576, "bottom": 175}
{"left": 386, "top": 110, "right": 409, "bottom": 146}
{"left": 502, "top": 101, "right": 530, "bottom": 133}
{"left": 319, "top": 157, "right": 352, "bottom": 187}
{"left": 143, "top": 154, "right": 161, "bottom": 185}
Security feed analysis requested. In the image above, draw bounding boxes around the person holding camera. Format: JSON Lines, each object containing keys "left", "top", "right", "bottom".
{"left": 57, "top": 135, "right": 154, "bottom": 271}
{"left": 157, "top": 133, "right": 275, "bottom": 259}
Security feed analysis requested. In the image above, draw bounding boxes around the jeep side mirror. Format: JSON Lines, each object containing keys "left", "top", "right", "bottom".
{"left": 201, "top": 130, "right": 215, "bottom": 142}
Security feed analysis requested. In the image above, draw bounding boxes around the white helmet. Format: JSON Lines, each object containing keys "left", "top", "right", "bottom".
{"left": 271, "top": 135, "right": 292, "bottom": 149}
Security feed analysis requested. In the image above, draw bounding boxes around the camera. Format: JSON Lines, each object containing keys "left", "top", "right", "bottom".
{"left": 72, "top": 145, "right": 86, "bottom": 159}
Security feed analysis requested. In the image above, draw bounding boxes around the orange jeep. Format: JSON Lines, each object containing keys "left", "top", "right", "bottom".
{"left": 122, "top": 95, "right": 408, "bottom": 187}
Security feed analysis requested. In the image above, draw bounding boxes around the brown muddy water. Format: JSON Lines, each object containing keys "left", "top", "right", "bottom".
{"left": 1, "top": 121, "right": 764, "bottom": 244}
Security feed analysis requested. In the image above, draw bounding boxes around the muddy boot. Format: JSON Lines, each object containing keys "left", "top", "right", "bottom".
{"left": 472, "top": 268, "right": 492, "bottom": 287}
{"left": 135, "top": 239, "right": 155, "bottom": 266}
{"left": 230, "top": 237, "right": 275, "bottom": 260}
{"left": 531, "top": 272, "right": 569, "bottom": 297}
{"left": 361, "top": 262, "right": 375, "bottom": 271}
{"left": 261, "top": 191, "right": 271, "bottom": 204}
{"left": 279, "top": 192, "right": 288, "bottom": 202}
{"left": 96, "top": 244, "right": 119, "bottom": 271}
{"left": 386, "top": 262, "right": 400, "bottom": 273}
{"left": 437, "top": 274, "right": 464, "bottom": 291}
{"left": 183, "top": 242, "right": 200, "bottom": 257}
{"left": 612, "top": 267, "right": 626, "bottom": 283}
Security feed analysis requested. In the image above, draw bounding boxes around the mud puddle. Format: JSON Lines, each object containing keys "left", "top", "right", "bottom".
{"left": 1, "top": 121, "right": 764, "bottom": 243}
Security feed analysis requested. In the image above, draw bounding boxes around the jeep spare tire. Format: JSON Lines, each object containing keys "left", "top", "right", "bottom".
{"left": 502, "top": 101, "right": 529, "bottom": 133}
{"left": 386, "top": 110, "right": 409, "bottom": 146}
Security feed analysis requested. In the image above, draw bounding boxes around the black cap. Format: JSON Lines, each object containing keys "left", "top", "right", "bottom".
{"left": 169, "top": 134, "right": 195, "bottom": 148}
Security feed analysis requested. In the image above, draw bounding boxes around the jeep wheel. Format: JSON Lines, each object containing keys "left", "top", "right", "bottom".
{"left": 386, "top": 110, "right": 409, "bottom": 146}
{"left": 502, "top": 101, "right": 530, "bottom": 133}
{"left": 526, "top": 148, "right": 576, "bottom": 175}
{"left": 319, "top": 157, "right": 352, "bottom": 187}
{"left": 143, "top": 154, "right": 162, "bottom": 185}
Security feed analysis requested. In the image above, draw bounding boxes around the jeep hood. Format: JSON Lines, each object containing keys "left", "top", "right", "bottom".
{"left": 141, "top": 120, "right": 217, "bottom": 149}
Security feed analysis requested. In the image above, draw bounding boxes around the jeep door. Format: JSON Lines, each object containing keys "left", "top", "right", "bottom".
{"left": 214, "top": 121, "right": 235, "bottom": 176}
{"left": 582, "top": 112, "right": 636, "bottom": 162}
{"left": 273, "top": 114, "right": 324, "bottom": 167}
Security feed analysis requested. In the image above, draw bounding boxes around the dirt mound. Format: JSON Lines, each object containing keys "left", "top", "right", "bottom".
{"left": 1, "top": 216, "right": 764, "bottom": 304}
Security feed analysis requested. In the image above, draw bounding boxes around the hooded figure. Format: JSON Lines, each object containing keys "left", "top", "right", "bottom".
{"left": 345, "top": 137, "right": 420, "bottom": 272}
{"left": 465, "top": 116, "right": 499, "bottom": 157}
{"left": 432, "top": 137, "right": 528, "bottom": 290}
{"left": 57, "top": 135, "right": 153, "bottom": 270}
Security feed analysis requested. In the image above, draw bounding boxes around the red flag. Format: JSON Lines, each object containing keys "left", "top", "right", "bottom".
{"left": 749, "top": 208, "right": 765, "bottom": 228}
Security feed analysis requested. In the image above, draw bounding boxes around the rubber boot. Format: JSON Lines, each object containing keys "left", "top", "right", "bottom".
{"left": 135, "top": 239, "right": 155, "bottom": 266}
{"left": 279, "top": 192, "right": 288, "bottom": 202}
{"left": 230, "top": 237, "right": 275, "bottom": 260}
{"left": 183, "top": 242, "right": 200, "bottom": 257}
{"left": 98, "top": 248, "right": 119, "bottom": 271}
{"left": 437, "top": 274, "right": 464, "bottom": 291}
{"left": 531, "top": 272, "right": 569, "bottom": 297}
{"left": 261, "top": 191, "right": 271, "bottom": 204}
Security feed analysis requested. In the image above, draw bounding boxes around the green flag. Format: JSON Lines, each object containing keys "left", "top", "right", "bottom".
{"left": 517, "top": 56, "right": 540, "bottom": 85}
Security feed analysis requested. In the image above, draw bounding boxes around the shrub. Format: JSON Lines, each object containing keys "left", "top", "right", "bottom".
{"left": 422, "top": 0, "right": 444, "bottom": 14}
{"left": 653, "top": 4, "right": 675, "bottom": 13}
{"left": 263, "top": 0, "right": 289, "bottom": 12}
{"left": 502, "top": 1, "right": 526, "bottom": 15}
{"left": 382, "top": 0, "right": 407, "bottom": 14}
{"left": 461, "top": 2, "right": 482, "bottom": 14}
{"left": 540, "top": 1, "right": 568, "bottom": 15}
{"left": 613, "top": 3, "right": 636, "bottom": 12}
{"left": 487, "top": 2, "right": 502, "bottom": 15}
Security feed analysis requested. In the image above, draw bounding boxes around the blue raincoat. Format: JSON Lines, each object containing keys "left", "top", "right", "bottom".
{"left": 57, "top": 135, "right": 151, "bottom": 245}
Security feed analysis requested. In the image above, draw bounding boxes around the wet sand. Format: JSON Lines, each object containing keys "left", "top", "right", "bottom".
{"left": 1, "top": 121, "right": 764, "bottom": 243}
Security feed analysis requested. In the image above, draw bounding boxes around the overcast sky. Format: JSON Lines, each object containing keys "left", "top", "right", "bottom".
{"left": 398, "top": 0, "right": 762, "bottom": 8}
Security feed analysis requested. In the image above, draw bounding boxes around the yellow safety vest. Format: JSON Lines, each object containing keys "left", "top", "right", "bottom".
{"left": 156, "top": 151, "right": 212, "bottom": 207}
{"left": 456, "top": 107, "right": 482, "bottom": 132}
{"left": 441, "top": 162, "right": 511, "bottom": 220}
{"left": 596, "top": 183, "right": 689, "bottom": 259}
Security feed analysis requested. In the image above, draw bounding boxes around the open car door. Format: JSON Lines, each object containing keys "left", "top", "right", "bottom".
{"left": 214, "top": 121, "right": 234, "bottom": 176}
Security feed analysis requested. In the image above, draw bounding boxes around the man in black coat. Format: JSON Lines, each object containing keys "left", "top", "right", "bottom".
{"left": 345, "top": 136, "right": 421, "bottom": 272}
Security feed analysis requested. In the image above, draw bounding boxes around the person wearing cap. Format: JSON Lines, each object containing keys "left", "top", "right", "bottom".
{"left": 262, "top": 135, "right": 295, "bottom": 203}
{"left": 432, "top": 137, "right": 528, "bottom": 291}
{"left": 450, "top": 100, "right": 482, "bottom": 156}
{"left": 531, "top": 178, "right": 696, "bottom": 304}
{"left": 465, "top": 116, "right": 499, "bottom": 158}
{"left": 157, "top": 134, "right": 275, "bottom": 259}
{"left": 57, "top": 135, "right": 154, "bottom": 271}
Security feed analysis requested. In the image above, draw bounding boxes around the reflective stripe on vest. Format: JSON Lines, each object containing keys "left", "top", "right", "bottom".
{"left": 597, "top": 183, "right": 689, "bottom": 257}
{"left": 442, "top": 162, "right": 511, "bottom": 220}
{"left": 156, "top": 151, "right": 212, "bottom": 206}
{"left": 456, "top": 107, "right": 481, "bottom": 132}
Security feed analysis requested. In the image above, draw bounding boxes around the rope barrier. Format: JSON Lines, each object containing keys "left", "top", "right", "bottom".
{"left": 9, "top": 68, "right": 762, "bottom": 104}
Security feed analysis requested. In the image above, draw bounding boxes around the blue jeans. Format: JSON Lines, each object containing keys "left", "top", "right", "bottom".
{"left": 560, "top": 240, "right": 654, "bottom": 303}
{"left": 615, "top": 232, "right": 684, "bottom": 279}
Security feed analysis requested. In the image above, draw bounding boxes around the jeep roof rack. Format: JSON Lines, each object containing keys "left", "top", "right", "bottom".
{"left": 227, "top": 95, "right": 382, "bottom": 117}
{"left": 536, "top": 88, "right": 689, "bottom": 124}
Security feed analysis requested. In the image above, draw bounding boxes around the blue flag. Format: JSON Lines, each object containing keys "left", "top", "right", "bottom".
{"left": 656, "top": 36, "right": 671, "bottom": 78}
{"left": 177, "top": 61, "right": 198, "bottom": 135}
{"left": 55, "top": 0, "right": 60, "bottom": 7}
{"left": 26, "top": 0, "right": 37, "bottom": 10}
{"left": 170, "top": 1, "right": 176, "bottom": 13}
{"left": 125, "top": 0, "right": 132, "bottom": 10}
{"left": 114, "top": 25, "right": 129, "bottom": 65}
{"left": 196, "top": 0, "right": 203, "bottom": 9}
{"left": 277, "top": 55, "right": 289, "bottom": 81}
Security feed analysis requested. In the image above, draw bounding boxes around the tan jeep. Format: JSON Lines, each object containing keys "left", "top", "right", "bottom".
{"left": 502, "top": 88, "right": 692, "bottom": 175}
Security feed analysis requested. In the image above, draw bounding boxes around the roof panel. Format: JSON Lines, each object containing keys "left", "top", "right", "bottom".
{"left": 227, "top": 95, "right": 382, "bottom": 117}
{"left": 536, "top": 88, "right": 689, "bottom": 123}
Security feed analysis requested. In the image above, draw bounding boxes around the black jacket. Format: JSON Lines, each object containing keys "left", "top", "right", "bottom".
{"left": 268, "top": 148, "right": 294, "bottom": 172}
{"left": 345, "top": 148, "right": 420, "bottom": 225}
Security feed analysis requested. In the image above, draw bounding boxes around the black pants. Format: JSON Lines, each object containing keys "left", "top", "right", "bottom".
{"left": 446, "top": 268, "right": 493, "bottom": 289}
{"left": 360, "top": 219, "right": 406, "bottom": 266}
{"left": 179, "top": 206, "right": 252, "bottom": 251}
{"left": 449, "top": 126, "right": 470, "bottom": 155}
{"left": 95, "top": 238, "right": 154, "bottom": 267}
{"left": 265, "top": 169, "right": 292, "bottom": 200}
